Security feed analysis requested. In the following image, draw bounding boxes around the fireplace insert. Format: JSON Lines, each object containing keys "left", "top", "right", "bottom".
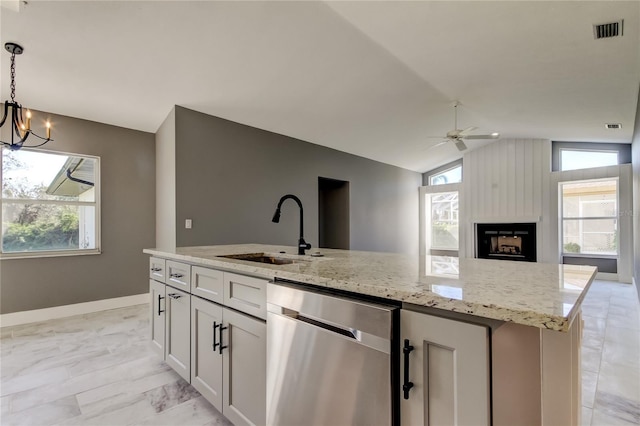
{"left": 476, "top": 223, "right": 537, "bottom": 262}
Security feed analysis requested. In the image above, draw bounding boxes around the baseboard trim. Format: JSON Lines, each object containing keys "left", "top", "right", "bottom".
{"left": 0, "top": 293, "right": 149, "bottom": 328}
{"left": 596, "top": 272, "right": 619, "bottom": 281}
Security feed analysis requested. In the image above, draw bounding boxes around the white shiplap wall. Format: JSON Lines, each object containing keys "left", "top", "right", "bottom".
{"left": 461, "top": 139, "right": 633, "bottom": 282}
{"left": 461, "top": 139, "right": 550, "bottom": 260}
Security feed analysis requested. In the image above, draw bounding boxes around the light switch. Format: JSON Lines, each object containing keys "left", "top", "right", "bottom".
{"left": 185, "top": 219, "right": 192, "bottom": 229}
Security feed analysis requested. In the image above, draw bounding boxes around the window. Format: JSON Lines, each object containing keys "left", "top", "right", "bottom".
{"left": 560, "top": 149, "right": 618, "bottom": 171}
{"left": 560, "top": 179, "right": 617, "bottom": 256}
{"left": 429, "top": 191, "right": 459, "bottom": 250}
{"left": 1, "top": 148, "right": 100, "bottom": 257}
{"left": 420, "top": 183, "right": 461, "bottom": 256}
{"left": 429, "top": 163, "right": 462, "bottom": 185}
{"left": 551, "top": 141, "right": 631, "bottom": 171}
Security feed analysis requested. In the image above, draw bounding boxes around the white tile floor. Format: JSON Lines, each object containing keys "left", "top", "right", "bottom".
{"left": 0, "top": 280, "right": 638, "bottom": 425}
{"left": 1, "top": 305, "right": 230, "bottom": 426}
{"left": 579, "top": 280, "right": 640, "bottom": 425}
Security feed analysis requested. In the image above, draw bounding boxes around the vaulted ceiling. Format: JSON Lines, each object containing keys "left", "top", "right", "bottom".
{"left": 1, "top": 1, "right": 638, "bottom": 172}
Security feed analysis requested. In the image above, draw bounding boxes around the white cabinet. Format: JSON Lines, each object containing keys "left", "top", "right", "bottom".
{"left": 222, "top": 307, "right": 266, "bottom": 426}
{"left": 191, "top": 296, "right": 224, "bottom": 408}
{"left": 165, "top": 287, "right": 191, "bottom": 382}
{"left": 191, "top": 266, "right": 224, "bottom": 304}
{"left": 166, "top": 260, "right": 191, "bottom": 291}
{"left": 149, "top": 279, "right": 166, "bottom": 359}
{"left": 191, "top": 296, "right": 266, "bottom": 426}
{"left": 223, "top": 272, "right": 268, "bottom": 320}
{"left": 149, "top": 257, "right": 167, "bottom": 283}
{"left": 401, "top": 309, "right": 490, "bottom": 426}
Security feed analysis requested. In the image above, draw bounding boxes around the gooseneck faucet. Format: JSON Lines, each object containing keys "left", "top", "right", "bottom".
{"left": 272, "top": 194, "right": 312, "bottom": 255}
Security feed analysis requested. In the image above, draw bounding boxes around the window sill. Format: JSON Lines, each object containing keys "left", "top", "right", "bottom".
{"left": 0, "top": 249, "right": 101, "bottom": 260}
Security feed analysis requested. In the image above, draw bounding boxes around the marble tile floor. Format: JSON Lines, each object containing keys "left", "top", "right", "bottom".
{"left": 580, "top": 280, "right": 640, "bottom": 425}
{"left": 0, "top": 280, "right": 638, "bottom": 425}
{"left": 1, "top": 304, "right": 231, "bottom": 426}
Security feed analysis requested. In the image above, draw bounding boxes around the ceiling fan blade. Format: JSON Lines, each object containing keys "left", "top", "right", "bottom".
{"left": 458, "top": 126, "right": 477, "bottom": 136}
{"left": 427, "top": 140, "right": 449, "bottom": 150}
{"left": 454, "top": 140, "right": 467, "bottom": 151}
{"left": 463, "top": 132, "right": 500, "bottom": 140}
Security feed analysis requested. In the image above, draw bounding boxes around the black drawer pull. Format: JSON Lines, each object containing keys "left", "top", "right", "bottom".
{"left": 170, "top": 273, "right": 184, "bottom": 279}
{"left": 157, "top": 294, "right": 165, "bottom": 315}
{"left": 167, "top": 293, "right": 182, "bottom": 300}
{"left": 403, "top": 339, "right": 414, "bottom": 400}
{"left": 219, "top": 324, "right": 228, "bottom": 354}
{"left": 151, "top": 267, "right": 162, "bottom": 272}
{"left": 213, "top": 321, "right": 219, "bottom": 351}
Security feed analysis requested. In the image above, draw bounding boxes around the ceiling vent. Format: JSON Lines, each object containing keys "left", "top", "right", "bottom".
{"left": 593, "top": 20, "right": 623, "bottom": 39}
{"left": 605, "top": 123, "right": 622, "bottom": 129}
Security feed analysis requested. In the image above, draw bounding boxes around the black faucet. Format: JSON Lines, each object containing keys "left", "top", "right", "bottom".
{"left": 272, "top": 194, "right": 312, "bottom": 255}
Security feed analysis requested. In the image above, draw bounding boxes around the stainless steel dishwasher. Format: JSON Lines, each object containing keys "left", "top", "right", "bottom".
{"left": 266, "top": 280, "right": 399, "bottom": 426}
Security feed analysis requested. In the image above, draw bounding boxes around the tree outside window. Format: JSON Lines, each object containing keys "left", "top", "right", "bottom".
{"left": 1, "top": 148, "right": 99, "bottom": 256}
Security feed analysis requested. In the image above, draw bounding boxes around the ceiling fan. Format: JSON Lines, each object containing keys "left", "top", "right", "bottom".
{"left": 428, "top": 102, "right": 499, "bottom": 151}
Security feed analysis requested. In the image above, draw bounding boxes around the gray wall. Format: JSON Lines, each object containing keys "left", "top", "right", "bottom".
{"left": 0, "top": 111, "right": 155, "bottom": 314}
{"left": 632, "top": 88, "right": 640, "bottom": 299}
{"left": 174, "top": 107, "right": 421, "bottom": 254}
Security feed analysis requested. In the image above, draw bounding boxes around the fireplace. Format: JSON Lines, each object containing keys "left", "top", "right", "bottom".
{"left": 476, "top": 223, "right": 537, "bottom": 262}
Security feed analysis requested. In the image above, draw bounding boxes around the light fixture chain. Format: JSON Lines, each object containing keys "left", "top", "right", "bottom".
{"left": 10, "top": 52, "right": 16, "bottom": 102}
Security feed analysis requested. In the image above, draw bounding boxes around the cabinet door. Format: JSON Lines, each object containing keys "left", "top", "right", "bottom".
{"left": 165, "top": 287, "right": 191, "bottom": 382}
{"left": 191, "top": 296, "right": 224, "bottom": 411}
{"left": 401, "top": 310, "right": 490, "bottom": 426}
{"left": 149, "top": 280, "right": 166, "bottom": 359}
{"left": 191, "top": 266, "right": 224, "bottom": 304}
{"left": 222, "top": 308, "right": 266, "bottom": 426}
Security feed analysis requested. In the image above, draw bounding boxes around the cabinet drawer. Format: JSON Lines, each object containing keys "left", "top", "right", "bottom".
{"left": 191, "top": 266, "right": 224, "bottom": 304}
{"left": 166, "top": 260, "right": 191, "bottom": 291}
{"left": 149, "top": 257, "right": 166, "bottom": 283}
{"left": 223, "top": 272, "right": 267, "bottom": 320}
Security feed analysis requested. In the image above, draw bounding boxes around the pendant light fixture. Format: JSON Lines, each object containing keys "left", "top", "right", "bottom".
{"left": 0, "top": 42, "right": 53, "bottom": 151}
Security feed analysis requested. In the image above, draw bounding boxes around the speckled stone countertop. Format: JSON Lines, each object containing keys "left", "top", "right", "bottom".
{"left": 144, "top": 244, "right": 597, "bottom": 332}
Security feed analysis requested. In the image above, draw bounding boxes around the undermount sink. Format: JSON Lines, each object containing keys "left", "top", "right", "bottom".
{"left": 218, "top": 253, "right": 300, "bottom": 265}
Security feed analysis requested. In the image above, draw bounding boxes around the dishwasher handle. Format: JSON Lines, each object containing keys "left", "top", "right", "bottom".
{"left": 294, "top": 313, "right": 357, "bottom": 340}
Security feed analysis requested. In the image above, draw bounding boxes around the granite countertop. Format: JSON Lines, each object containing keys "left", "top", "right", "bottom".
{"left": 144, "top": 244, "right": 597, "bottom": 332}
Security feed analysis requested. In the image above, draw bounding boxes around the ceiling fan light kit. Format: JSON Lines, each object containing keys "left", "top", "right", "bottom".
{"left": 0, "top": 42, "right": 53, "bottom": 151}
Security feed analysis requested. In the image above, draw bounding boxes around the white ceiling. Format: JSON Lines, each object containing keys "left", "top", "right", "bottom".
{"left": 1, "top": 1, "right": 639, "bottom": 173}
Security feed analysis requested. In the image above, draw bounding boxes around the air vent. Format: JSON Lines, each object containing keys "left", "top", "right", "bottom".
{"left": 593, "top": 20, "right": 623, "bottom": 39}
{"left": 605, "top": 123, "right": 622, "bottom": 129}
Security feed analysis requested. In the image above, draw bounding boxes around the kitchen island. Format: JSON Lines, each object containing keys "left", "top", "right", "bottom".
{"left": 145, "top": 244, "right": 597, "bottom": 426}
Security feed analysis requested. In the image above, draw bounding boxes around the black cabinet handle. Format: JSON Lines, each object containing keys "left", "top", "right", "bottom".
{"left": 170, "top": 273, "right": 184, "bottom": 279}
{"left": 157, "top": 294, "right": 165, "bottom": 316}
{"left": 213, "top": 321, "right": 219, "bottom": 352}
{"left": 219, "top": 324, "right": 228, "bottom": 354}
{"left": 151, "top": 267, "right": 162, "bottom": 272}
{"left": 402, "top": 339, "right": 414, "bottom": 400}
{"left": 167, "top": 293, "right": 182, "bottom": 300}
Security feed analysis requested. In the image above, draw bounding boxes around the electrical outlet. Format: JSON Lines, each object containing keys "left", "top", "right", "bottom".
{"left": 185, "top": 219, "right": 192, "bottom": 229}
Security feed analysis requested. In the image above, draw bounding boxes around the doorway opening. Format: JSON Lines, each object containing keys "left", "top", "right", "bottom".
{"left": 318, "top": 177, "right": 350, "bottom": 250}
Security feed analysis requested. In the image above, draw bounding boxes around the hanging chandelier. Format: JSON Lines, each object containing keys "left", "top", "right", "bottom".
{"left": 0, "top": 42, "right": 53, "bottom": 151}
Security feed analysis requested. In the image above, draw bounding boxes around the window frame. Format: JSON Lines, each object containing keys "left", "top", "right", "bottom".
{"left": 0, "top": 147, "right": 101, "bottom": 259}
{"left": 419, "top": 182, "right": 462, "bottom": 257}
{"left": 559, "top": 148, "right": 618, "bottom": 172}
{"left": 559, "top": 177, "right": 618, "bottom": 258}
{"left": 425, "top": 159, "right": 463, "bottom": 186}
{"left": 551, "top": 141, "right": 631, "bottom": 172}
